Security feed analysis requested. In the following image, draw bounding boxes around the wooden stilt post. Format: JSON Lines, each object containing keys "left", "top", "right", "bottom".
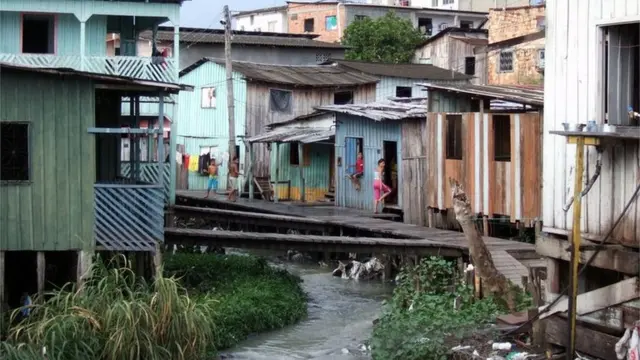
{"left": 298, "top": 142, "right": 305, "bottom": 202}
{"left": 0, "top": 251, "right": 5, "bottom": 311}
{"left": 36, "top": 252, "right": 45, "bottom": 297}
{"left": 76, "top": 250, "right": 92, "bottom": 290}
{"left": 274, "top": 142, "right": 280, "bottom": 203}
{"left": 482, "top": 215, "right": 489, "bottom": 236}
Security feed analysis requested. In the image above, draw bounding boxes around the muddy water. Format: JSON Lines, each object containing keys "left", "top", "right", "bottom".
{"left": 225, "top": 257, "right": 393, "bottom": 360}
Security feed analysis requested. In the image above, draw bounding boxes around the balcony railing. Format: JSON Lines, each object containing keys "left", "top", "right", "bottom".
{"left": 94, "top": 183, "right": 164, "bottom": 252}
{"left": 0, "top": 54, "right": 177, "bottom": 83}
{"left": 120, "top": 162, "right": 171, "bottom": 203}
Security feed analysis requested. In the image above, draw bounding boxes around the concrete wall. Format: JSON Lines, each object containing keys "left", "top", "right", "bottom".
{"left": 235, "top": 11, "right": 287, "bottom": 32}
{"left": 287, "top": 2, "right": 344, "bottom": 43}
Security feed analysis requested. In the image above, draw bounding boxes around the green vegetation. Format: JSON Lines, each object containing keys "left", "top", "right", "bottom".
{"left": 1, "top": 253, "right": 307, "bottom": 360}
{"left": 370, "top": 257, "right": 531, "bottom": 360}
{"left": 342, "top": 12, "right": 425, "bottom": 64}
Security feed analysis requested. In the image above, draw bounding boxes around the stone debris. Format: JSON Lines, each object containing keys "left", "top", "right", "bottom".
{"left": 332, "top": 257, "right": 385, "bottom": 281}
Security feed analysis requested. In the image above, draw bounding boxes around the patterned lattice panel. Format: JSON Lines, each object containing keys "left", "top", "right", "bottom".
{"left": 120, "top": 162, "right": 171, "bottom": 203}
{"left": 94, "top": 185, "right": 164, "bottom": 252}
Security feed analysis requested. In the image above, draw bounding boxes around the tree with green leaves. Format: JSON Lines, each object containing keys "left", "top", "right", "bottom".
{"left": 342, "top": 12, "right": 425, "bottom": 64}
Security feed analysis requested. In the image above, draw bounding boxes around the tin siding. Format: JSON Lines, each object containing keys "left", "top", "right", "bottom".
{"left": 177, "top": 61, "right": 247, "bottom": 190}
{"left": 335, "top": 114, "right": 402, "bottom": 211}
{"left": 544, "top": 0, "right": 640, "bottom": 246}
{"left": 0, "top": 72, "right": 96, "bottom": 251}
{"left": 0, "top": 12, "right": 20, "bottom": 53}
{"left": 376, "top": 77, "right": 428, "bottom": 101}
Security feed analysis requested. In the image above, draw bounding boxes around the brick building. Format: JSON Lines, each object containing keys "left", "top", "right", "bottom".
{"left": 287, "top": 1, "right": 344, "bottom": 43}
{"left": 482, "top": 4, "right": 545, "bottom": 86}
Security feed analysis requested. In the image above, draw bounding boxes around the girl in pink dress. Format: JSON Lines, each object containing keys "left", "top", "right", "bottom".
{"left": 373, "top": 158, "right": 391, "bottom": 213}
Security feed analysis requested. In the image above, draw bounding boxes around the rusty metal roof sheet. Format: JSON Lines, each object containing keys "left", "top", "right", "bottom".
{"left": 327, "top": 59, "right": 472, "bottom": 81}
{"left": 417, "top": 83, "right": 544, "bottom": 107}
{"left": 147, "top": 27, "right": 345, "bottom": 49}
{"left": 316, "top": 102, "right": 428, "bottom": 121}
{"left": 247, "top": 127, "right": 335, "bottom": 144}
{"left": 0, "top": 62, "right": 193, "bottom": 93}
{"left": 180, "top": 58, "right": 380, "bottom": 87}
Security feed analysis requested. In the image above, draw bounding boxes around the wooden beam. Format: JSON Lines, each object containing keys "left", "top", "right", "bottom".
{"left": 76, "top": 250, "right": 92, "bottom": 290}
{"left": 0, "top": 251, "right": 5, "bottom": 310}
{"left": 298, "top": 142, "right": 305, "bottom": 202}
{"left": 36, "top": 252, "right": 45, "bottom": 296}
{"left": 539, "top": 277, "right": 639, "bottom": 319}
{"left": 544, "top": 315, "right": 619, "bottom": 360}
{"left": 536, "top": 234, "right": 639, "bottom": 275}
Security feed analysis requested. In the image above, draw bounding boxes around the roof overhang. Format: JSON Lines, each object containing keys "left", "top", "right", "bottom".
{"left": 247, "top": 127, "right": 335, "bottom": 144}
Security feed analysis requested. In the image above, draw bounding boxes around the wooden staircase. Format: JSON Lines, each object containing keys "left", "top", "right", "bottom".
{"left": 253, "top": 177, "right": 273, "bottom": 201}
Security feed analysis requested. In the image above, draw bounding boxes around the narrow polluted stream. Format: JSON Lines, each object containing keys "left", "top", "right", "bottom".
{"left": 224, "top": 256, "right": 394, "bottom": 360}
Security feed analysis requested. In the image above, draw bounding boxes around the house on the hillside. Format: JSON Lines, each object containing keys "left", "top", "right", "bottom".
{"left": 480, "top": 4, "right": 546, "bottom": 86}
{"left": 284, "top": 1, "right": 487, "bottom": 42}
{"left": 133, "top": 27, "right": 347, "bottom": 69}
{"left": 0, "top": 63, "right": 190, "bottom": 311}
{"left": 246, "top": 112, "right": 337, "bottom": 202}
{"left": 324, "top": 59, "right": 472, "bottom": 100}
{"left": 413, "top": 27, "right": 488, "bottom": 84}
{"left": 537, "top": 1, "right": 640, "bottom": 358}
{"left": 234, "top": 5, "right": 289, "bottom": 32}
{"left": 411, "top": 83, "right": 544, "bottom": 232}
{"left": 176, "top": 58, "right": 378, "bottom": 192}
{"left": 368, "top": 0, "right": 530, "bottom": 12}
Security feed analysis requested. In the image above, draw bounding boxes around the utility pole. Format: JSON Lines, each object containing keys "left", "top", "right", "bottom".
{"left": 224, "top": 5, "right": 236, "bottom": 162}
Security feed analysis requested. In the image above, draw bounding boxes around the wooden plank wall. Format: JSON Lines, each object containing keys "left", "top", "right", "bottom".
{"left": 414, "top": 112, "right": 542, "bottom": 227}
{"left": 246, "top": 82, "right": 376, "bottom": 178}
{"left": 401, "top": 119, "right": 428, "bottom": 225}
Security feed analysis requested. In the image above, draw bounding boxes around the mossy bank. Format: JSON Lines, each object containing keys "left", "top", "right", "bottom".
{"left": 1, "top": 253, "right": 307, "bottom": 360}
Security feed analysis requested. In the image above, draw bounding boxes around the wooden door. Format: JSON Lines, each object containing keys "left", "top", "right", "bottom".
{"left": 329, "top": 146, "right": 335, "bottom": 188}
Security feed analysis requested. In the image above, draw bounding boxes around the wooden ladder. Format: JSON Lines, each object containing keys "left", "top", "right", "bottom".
{"left": 253, "top": 177, "right": 273, "bottom": 201}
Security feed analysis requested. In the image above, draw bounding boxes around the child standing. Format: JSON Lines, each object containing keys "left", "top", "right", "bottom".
{"left": 348, "top": 152, "right": 364, "bottom": 190}
{"left": 373, "top": 158, "right": 391, "bottom": 213}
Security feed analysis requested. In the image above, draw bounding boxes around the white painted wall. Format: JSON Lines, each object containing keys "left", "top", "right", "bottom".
{"left": 543, "top": 0, "right": 640, "bottom": 237}
{"left": 413, "top": 0, "right": 528, "bottom": 12}
{"left": 235, "top": 11, "right": 287, "bottom": 33}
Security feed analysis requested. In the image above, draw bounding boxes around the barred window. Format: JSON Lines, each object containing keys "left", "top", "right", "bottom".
{"left": 1, "top": 122, "right": 30, "bottom": 181}
{"left": 499, "top": 50, "right": 514, "bottom": 72}
{"left": 316, "top": 53, "right": 330, "bottom": 63}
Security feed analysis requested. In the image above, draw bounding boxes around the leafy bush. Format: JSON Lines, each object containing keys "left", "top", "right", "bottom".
{"left": 164, "top": 253, "right": 307, "bottom": 351}
{"left": 370, "top": 257, "right": 528, "bottom": 360}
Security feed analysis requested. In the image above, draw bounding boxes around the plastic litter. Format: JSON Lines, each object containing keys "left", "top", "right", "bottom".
{"left": 492, "top": 342, "right": 513, "bottom": 350}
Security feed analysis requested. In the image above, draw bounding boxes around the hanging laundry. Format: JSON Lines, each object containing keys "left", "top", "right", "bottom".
{"left": 176, "top": 151, "right": 183, "bottom": 165}
{"left": 183, "top": 154, "right": 190, "bottom": 170}
{"left": 188, "top": 155, "right": 199, "bottom": 172}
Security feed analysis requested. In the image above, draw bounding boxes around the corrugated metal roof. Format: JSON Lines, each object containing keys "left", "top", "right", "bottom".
{"left": 180, "top": 58, "right": 380, "bottom": 87}
{"left": 247, "top": 127, "right": 335, "bottom": 144}
{"left": 316, "top": 102, "right": 428, "bottom": 121}
{"left": 450, "top": 36, "right": 488, "bottom": 46}
{"left": 146, "top": 28, "right": 344, "bottom": 49}
{"left": 0, "top": 62, "right": 193, "bottom": 93}
{"left": 326, "top": 59, "right": 472, "bottom": 81}
{"left": 418, "top": 83, "right": 544, "bottom": 107}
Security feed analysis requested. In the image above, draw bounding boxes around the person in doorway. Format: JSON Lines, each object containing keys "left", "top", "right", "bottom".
{"left": 204, "top": 158, "right": 218, "bottom": 199}
{"left": 373, "top": 158, "right": 392, "bottom": 213}
{"left": 228, "top": 155, "right": 240, "bottom": 202}
{"left": 348, "top": 152, "right": 364, "bottom": 191}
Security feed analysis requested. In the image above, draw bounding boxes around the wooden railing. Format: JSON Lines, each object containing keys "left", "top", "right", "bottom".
{"left": 0, "top": 54, "right": 177, "bottom": 83}
{"left": 120, "top": 162, "right": 171, "bottom": 203}
{"left": 94, "top": 183, "right": 164, "bottom": 252}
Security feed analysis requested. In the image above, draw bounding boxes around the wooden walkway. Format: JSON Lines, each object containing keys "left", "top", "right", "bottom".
{"left": 174, "top": 191, "right": 538, "bottom": 286}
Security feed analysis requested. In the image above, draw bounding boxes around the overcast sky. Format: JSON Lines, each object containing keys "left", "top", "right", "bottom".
{"left": 181, "top": 0, "right": 287, "bottom": 28}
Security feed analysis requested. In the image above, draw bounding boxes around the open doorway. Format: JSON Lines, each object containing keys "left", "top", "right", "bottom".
{"left": 382, "top": 141, "right": 398, "bottom": 205}
{"left": 22, "top": 14, "right": 55, "bottom": 54}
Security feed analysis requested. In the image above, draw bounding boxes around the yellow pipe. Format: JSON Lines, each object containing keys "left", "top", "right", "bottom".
{"left": 567, "top": 136, "right": 585, "bottom": 358}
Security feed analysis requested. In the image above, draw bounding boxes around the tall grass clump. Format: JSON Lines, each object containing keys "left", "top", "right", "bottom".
{"left": 164, "top": 253, "right": 307, "bottom": 351}
{"left": 4, "top": 255, "right": 217, "bottom": 360}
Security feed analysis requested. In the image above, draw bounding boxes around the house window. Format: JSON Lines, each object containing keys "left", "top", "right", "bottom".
{"left": 418, "top": 18, "right": 433, "bottom": 36}
{"left": 432, "top": 0, "right": 438, "bottom": 6}
{"left": 493, "top": 115, "right": 511, "bottom": 161}
{"left": 201, "top": 87, "right": 216, "bottom": 108}
{"left": 1, "top": 122, "right": 30, "bottom": 181}
{"left": 443, "top": 0, "right": 454, "bottom": 4}
{"left": 603, "top": 23, "right": 640, "bottom": 125}
{"left": 22, "top": 14, "right": 55, "bottom": 54}
{"left": 538, "top": 49, "right": 545, "bottom": 68}
{"left": 460, "top": 20, "right": 474, "bottom": 29}
{"left": 250, "top": 15, "right": 255, "bottom": 25}
{"left": 445, "top": 114, "right": 463, "bottom": 160}
{"left": 334, "top": 91, "right": 354, "bottom": 105}
{"left": 268, "top": 21, "right": 277, "bottom": 32}
{"left": 269, "top": 89, "right": 292, "bottom": 113}
{"left": 464, "top": 56, "right": 476, "bottom": 75}
{"left": 325, "top": 15, "right": 338, "bottom": 31}
{"left": 536, "top": 16, "right": 546, "bottom": 30}
{"left": 304, "top": 18, "right": 314, "bottom": 32}
{"left": 499, "top": 50, "right": 514, "bottom": 72}
{"left": 355, "top": 15, "right": 369, "bottom": 21}
{"left": 289, "top": 143, "right": 311, "bottom": 166}
{"left": 395, "top": 86, "right": 412, "bottom": 98}
{"left": 316, "top": 53, "right": 331, "bottom": 63}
